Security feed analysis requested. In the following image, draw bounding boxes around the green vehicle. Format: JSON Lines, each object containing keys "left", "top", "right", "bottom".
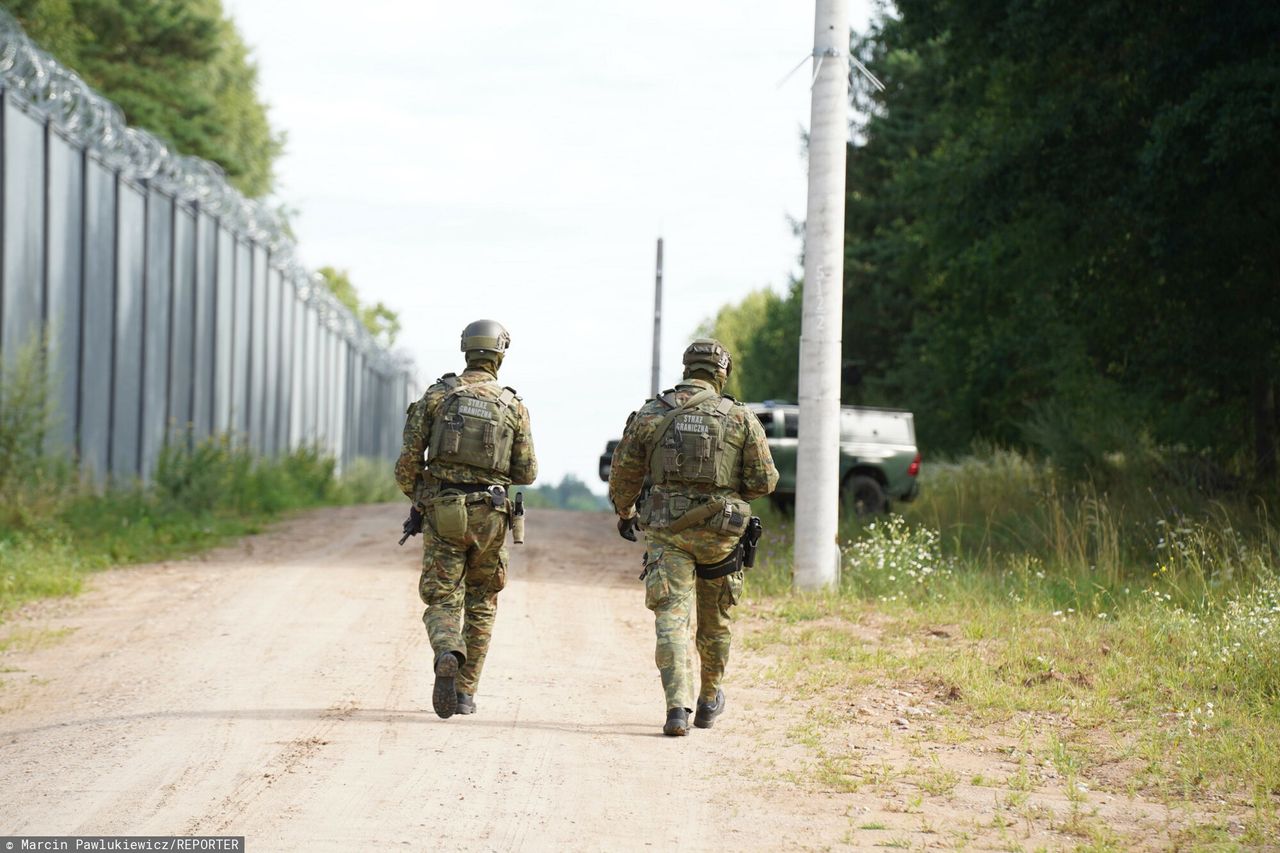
{"left": 598, "top": 401, "right": 921, "bottom": 516}
{"left": 747, "top": 401, "right": 920, "bottom": 515}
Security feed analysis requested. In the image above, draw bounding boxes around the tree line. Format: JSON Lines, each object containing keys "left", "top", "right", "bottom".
{"left": 708, "top": 0, "right": 1278, "bottom": 483}
{"left": 10, "top": 0, "right": 281, "bottom": 197}
{"left": 9, "top": 0, "right": 399, "bottom": 346}
{"left": 521, "top": 474, "right": 608, "bottom": 512}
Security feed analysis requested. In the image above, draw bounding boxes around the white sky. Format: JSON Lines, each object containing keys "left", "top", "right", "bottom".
{"left": 224, "top": 0, "right": 875, "bottom": 493}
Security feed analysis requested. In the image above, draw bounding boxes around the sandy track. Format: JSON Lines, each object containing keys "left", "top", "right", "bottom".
{"left": 0, "top": 505, "right": 824, "bottom": 851}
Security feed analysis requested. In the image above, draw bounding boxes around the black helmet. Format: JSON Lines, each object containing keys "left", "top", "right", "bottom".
{"left": 682, "top": 338, "right": 732, "bottom": 377}
{"left": 460, "top": 319, "right": 511, "bottom": 358}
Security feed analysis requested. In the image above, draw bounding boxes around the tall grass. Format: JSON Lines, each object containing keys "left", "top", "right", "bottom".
{"left": 900, "top": 448, "right": 1277, "bottom": 607}
{"left": 750, "top": 446, "right": 1278, "bottom": 629}
{"left": 0, "top": 333, "right": 52, "bottom": 491}
{"left": 749, "top": 447, "right": 1276, "bottom": 611}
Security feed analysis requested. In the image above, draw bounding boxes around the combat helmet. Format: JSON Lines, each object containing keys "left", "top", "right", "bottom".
{"left": 682, "top": 338, "right": 732, "bottom": 378}
{"left": 460, "top": 319, "right": 510, "bottom": 366}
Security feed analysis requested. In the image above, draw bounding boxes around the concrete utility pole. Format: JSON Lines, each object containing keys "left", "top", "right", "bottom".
{"left": 793, "top": 0, "right": 849, "bottom": 590}
{"left": 650, "top": 237, "right": 664, "bottom": 398}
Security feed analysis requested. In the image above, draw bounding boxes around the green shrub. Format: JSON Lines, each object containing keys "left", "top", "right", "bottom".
{"left": 3, "top": 407, "right": 403, "bottom": 617}
{"left": 0, "top": 335, "right": 52, "bottom": 493}
{"left": 0, "top": 336, "right": 78, "bottom": 533}
{"left": 154, "top": 434, "right": 241, "bottom": 512}
{"left": 0, "top": 338, "right": 411, "bottom": 618}
{"left": 331, "top": 456, "right": 401, "bottom": 504}
{"left": 276, "top": 445, "right": 339, "bottom": 506}
{"left": 155, "top": 437, "right": 361, "bottom": 516}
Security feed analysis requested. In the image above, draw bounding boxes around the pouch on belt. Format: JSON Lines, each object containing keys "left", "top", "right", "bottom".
{"left": 668, "top": 496, "right": 751, "bottom": 535}
{"left": 431, "top": 493, "right": 468, "bottom": 540}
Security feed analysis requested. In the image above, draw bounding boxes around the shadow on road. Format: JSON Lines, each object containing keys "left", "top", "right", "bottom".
{"left": 1, "top": 707, "right": 663, "bottom": 739}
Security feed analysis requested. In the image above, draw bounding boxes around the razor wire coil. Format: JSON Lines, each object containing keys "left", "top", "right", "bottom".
{"left": 0, "top": 9, "right": 408, "bottom": 375}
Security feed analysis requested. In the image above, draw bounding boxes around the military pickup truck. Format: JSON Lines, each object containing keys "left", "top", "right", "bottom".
{"left": 598, "top": 401, "right": 921, "bottom": 516}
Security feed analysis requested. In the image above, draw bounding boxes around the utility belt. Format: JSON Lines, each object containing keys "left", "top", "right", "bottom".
{"left": 427, "top": 483, "right": 511, "bottom": 542}
{"left": 636, "top": 490, "right": 765, "bottom": 580}
{"left": 639, "top": 513, "right": 762, "bottom": 581}
{"left": 642, "top": 491, "right": 750, "bottom": 537}
{"left": 437, "top": 482, "right": 505, "bottom": 502}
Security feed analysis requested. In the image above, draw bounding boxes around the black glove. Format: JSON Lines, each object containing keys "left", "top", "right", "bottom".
{"left": 617, "top": 515, "right": 639, "bottom": 542}
{"left": 399, "top": 506, "right": 424, "bottom": 546}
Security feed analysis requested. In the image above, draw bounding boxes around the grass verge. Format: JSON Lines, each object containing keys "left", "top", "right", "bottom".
{"left": 1, "top": 437, "right": 400, "bottom": 619}
{"left": 1, "top": 339, "right": 402, "bottom": 620}
{"left": 744, "top": 451, "right": 1279, "bottom": 848}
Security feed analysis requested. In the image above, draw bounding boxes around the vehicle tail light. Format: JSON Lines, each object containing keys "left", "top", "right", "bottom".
{"left": 907, "top": 453, "right": 921, "bottom": 477}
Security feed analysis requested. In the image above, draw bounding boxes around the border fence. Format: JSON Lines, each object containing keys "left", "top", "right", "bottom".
{"left": 0, "top": 11, "right": 415, "bottom": 481}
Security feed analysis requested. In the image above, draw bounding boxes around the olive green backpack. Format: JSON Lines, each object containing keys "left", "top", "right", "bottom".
{"left": 647, "top": 388, "right": 742, "bottom": 489}
{"left": 428, "top": 376, "right": 520, "bottom": 475}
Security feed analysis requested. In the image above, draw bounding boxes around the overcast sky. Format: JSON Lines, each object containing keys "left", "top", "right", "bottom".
{"left": 224, "top": 0, "right": 876, "bottom": 494}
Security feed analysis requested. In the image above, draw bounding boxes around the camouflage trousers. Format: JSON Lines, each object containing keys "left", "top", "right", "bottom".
{"left": 418, "top": 496, "right": 509, "bottom": 695}
{"left": 642, "top": 527, "right": 744, "bottom": 712}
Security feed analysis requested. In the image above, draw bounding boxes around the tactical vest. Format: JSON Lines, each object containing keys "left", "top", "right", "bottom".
{"left": 427, "top": 375, "right": 520, "bottom": 476}
{"left": 648, "top": 387, "right": 742, "bottom": 489}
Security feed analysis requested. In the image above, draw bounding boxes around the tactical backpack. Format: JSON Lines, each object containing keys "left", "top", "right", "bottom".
{"left": 427, "top": 375, "right": 520, "bottom": 476}
{"left": 647, "top": 388, "right": 742, "bottom": 489}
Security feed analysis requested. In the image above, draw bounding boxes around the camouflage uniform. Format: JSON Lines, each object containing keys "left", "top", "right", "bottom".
{"left": 609, "top": 375, "right": 777, "bottom": 713}
{"left": 395, "top": 364, "right": 537, "bottom": 696}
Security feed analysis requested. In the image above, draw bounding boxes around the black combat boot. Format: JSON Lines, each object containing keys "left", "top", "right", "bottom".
{"left": 663, "top": 707, "right": 690, "bottom": 736}
{"left": 432, "top": 651, "right": 461, "bottom": 719}
{"left": 455, "top": 692, "right": 476, "bottom": 715}
{"left": 694, "top": 689, "right": 726, "bottom": 729}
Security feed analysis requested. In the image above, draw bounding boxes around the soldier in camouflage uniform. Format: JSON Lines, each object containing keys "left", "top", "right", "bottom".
{"left": 608, "top": 339, "right": 778, "bottom": 736}
{"left": 395, "top": 319, "right": 537, "bottom": 719}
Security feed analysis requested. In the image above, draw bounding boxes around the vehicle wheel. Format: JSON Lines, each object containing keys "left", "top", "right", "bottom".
{"left": 842, "top": 475, "right": 887, "bottom": 518}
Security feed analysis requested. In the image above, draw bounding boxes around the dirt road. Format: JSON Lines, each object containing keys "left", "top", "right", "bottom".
{"left": 1, "top": 505, "right": 838, "bottom": 851}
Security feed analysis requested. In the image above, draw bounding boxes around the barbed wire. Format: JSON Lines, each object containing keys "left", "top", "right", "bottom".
{"left": 0, "top": 8, "right": 409, "bottom": 376}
